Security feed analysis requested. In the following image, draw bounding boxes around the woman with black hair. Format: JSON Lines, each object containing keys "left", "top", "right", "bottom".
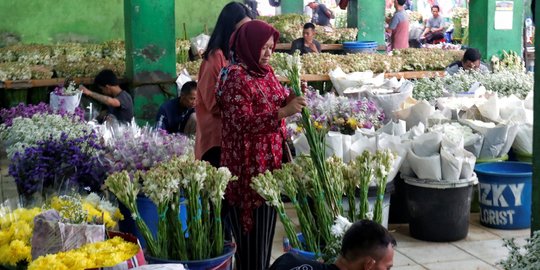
{"left": 195, "top": 2, "right": 253, "bottom": 168}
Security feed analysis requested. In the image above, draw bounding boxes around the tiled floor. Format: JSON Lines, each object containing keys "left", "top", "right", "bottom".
{"left": 0, "top": 151, "right": 530, "bottom": 270}
{"left": 270, "top": 205, "right": 530, "bottom": 270}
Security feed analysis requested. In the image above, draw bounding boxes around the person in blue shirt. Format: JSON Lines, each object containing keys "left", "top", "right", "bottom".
{"left": 270, "top": 220, "right": 396, "bottom": 270}
{"left": 156, "top": 81, "right": 197, "bottom": 135}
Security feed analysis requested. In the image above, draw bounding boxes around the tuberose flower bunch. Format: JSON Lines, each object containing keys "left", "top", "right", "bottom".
{"left": 251, "top": 149, "right": 395, "bottom": 261}
{"left": 105, "top": 155, "right": 236, "bottom": 261}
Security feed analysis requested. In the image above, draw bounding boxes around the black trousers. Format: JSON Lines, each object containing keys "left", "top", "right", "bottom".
{"left": 423, "top": 31, "right": 445, "bottom": 44}
{"left": 228, "top": 204, "right": 277, "bottom": 270}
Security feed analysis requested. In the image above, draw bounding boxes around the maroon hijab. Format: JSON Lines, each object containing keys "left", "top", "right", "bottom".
{"left": 230, "top": 20, "right": 280, "bottom": 77}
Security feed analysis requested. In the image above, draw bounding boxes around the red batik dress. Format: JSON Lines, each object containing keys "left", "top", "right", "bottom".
{"left": 216, "top": 63, "right": 287, "bottom": 232}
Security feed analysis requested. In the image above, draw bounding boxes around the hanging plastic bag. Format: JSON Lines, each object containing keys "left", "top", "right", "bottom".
{"left": 190, "top": 33, "right": 210, "bottom": 57}
{"left": 50, "top": 91, "right": 82, "bottom": 113}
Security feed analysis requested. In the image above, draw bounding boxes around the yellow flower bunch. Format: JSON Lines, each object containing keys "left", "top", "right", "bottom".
{"left": 0, "top": 207, "right": 41, "bottom": 266}
{"left": 28, "top": 236, "right": 139, "bottom": 270}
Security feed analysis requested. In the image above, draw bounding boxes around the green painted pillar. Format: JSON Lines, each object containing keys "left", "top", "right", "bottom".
{"left": 469, "top": 0, "right": 524, "bottom": 61}
{"left": 281, "top": 0, "right": 303, "bottom": 14}
{"left": 532, "top": 0, "right": 540, "bottom": 234}
{"left": 347, "top": 0, "right": 385, "bottom": 45}
{"left": 124, "top": 0, "right": 177, "bottom": 125}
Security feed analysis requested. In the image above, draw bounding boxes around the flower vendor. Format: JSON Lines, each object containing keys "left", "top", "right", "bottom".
{"left": 216, "top": 20, "right": 307, "bottom": 270}
{"left": 270, "top": 220, "right": 396, "bottom": 270}
{"left": 155, "top": 80, "right": 197, "bottom": 135}
{"left": 80, "top": 69, "right": 134, "bottom": 124}
{"left": 290, "top": 23, "right": 322, "bottom": 55}
{"left": 446, "top": 48, "right": 490, "bottom": 75}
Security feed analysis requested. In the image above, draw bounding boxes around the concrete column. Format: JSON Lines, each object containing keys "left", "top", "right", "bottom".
{"left": 532, "top": 0, "right": 539, "bottom": 233}
{"left": 469, "top": 0, "right": 524, "bottom": 61}
{"left": 281, "top": 0, "right": 304, "bottom": 14}
{"left": 124, "top": 0, "right": 177, "bottom": 125}
{"left": 347, "top": 0, "right": 385, "bottom": 45}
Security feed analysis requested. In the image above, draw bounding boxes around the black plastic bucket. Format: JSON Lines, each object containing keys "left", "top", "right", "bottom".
{"left": 404, "top": 175, "right": 477, "bottom": 242}
{"left": 389, "top": 174, "right": 410, "bottom": 224}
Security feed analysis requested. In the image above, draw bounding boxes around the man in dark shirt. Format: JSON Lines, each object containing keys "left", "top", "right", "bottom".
{"left": 308, "top": 2, "right": 334, "bottom": 27}
{"left": 291, "top": 23, "right": 322, "bottom": 55}
{"left": 155, "top": 81, "right": 197, "bottom": 134}
{"left": 80, "top": 69, "right": 134, "bottom": 124}
{"left": 270, "top": 220, "right": 396, "bottom": 270}
{"left": 446, "top": 48, "right": 490, "bottom": 75}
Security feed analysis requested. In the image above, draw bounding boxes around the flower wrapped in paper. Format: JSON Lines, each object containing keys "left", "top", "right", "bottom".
{"left": 31, "top": 194, "right": 123, "bottom": 259}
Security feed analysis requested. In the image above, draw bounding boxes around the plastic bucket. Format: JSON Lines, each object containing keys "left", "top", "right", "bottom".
{"left": 283, "top": 233, "right": 319, "bottom": 261}
{"left": 118, "top": 195, "right": 188, "bottom": 248}
{"left": 146, "top": 242, "right": 236, "bottom": 270}
{"left": 404, "top": 175, "right": 477, "bottom": 242}
{"left": 389, "top": 174, "right": 410, "bottom": 224}
{"left": 474, "top": 162, "right": 532, "bottom": 229}
{"left": 343, "top": 41, "right": 377, "bottom": 54}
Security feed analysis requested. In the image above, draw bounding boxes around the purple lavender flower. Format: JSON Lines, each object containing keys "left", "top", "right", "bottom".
{"left": 9, "top": 131, "right": 108, "bottom": 198}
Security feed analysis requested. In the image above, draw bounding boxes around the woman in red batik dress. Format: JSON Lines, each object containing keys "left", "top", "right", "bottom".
{"left": 216, "top": 20, "right": 307, "bottom": 270}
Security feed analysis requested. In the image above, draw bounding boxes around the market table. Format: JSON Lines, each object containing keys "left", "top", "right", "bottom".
{"left": 0, "top": 71, "right": 444, "bottom": 90}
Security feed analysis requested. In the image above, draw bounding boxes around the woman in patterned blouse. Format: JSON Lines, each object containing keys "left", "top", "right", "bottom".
{"left": 216, "top": 20, "right": 307, "bottom": 270}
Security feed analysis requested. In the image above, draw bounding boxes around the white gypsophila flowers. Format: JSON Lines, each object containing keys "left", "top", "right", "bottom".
{"left": 84, "top": 193, "right": 101, "bottom": 206}
{"left": 1, "top": 113, "right": 92, "bottom": 159}
{"left": 98, "top": 198, "right": 118, "bottom": 215}
{"left": 429, "top": 122, "right": 476, "bottom": 145}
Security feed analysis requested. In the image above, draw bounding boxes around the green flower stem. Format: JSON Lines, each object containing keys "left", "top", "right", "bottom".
{"left": 212, "top": 205, "right": 224, "bottom": 257}
{"left": 277, "top": 207, "right": 302, "bottom": 249}
{"left": 291, "top": 199, "right": 319, "bottom": 254}
{"left": 187, "top": 191, "right": 204, "bottom": 260}
{"left": 166, "top": 199, "right": 188, "bottom": 261}
{"left": 346, "top": 188, "right": 356, "bottom": 222}
{"left": 157, "top": 204, "right": 169, "bottom": 259}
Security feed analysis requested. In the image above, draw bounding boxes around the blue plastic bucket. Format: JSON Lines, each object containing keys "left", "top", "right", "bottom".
{"left": 474, "top": 162, "right": 532, "bottom": 229}
{"left": 283, "top": 233, "right": 320, "bottom": 261}
{"left": 343, "top": 41, "right": 377, "bottom": 53}
{"left": 119, "top": 195, "right": 188, "bottom": 248}
{"left": 146, "top": 242, "right": 236, "bottom": 270}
